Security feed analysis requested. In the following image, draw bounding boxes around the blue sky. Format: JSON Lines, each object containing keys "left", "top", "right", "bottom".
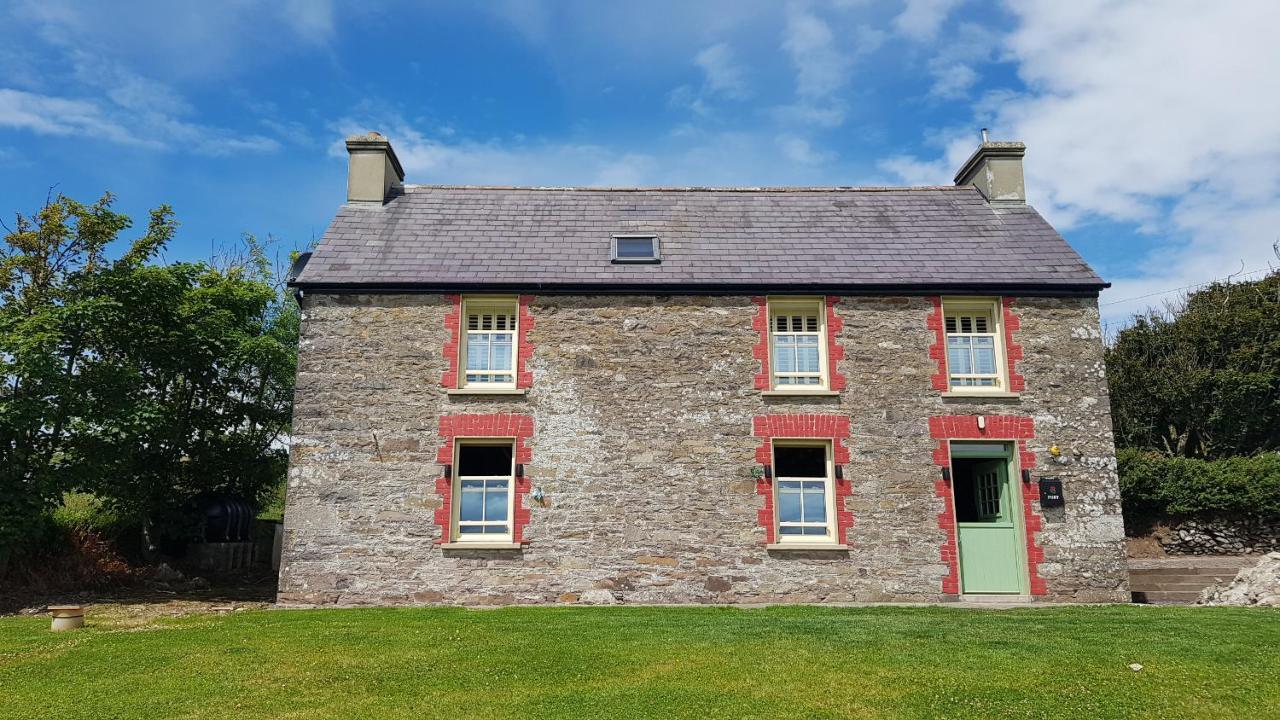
{"left": 2, "top": 1, "right": 1278, "bottom": 327}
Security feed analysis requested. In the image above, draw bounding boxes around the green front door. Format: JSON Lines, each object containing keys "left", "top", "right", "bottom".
{"left": 956, "top": 458, "right": 1024, "bottom": 594}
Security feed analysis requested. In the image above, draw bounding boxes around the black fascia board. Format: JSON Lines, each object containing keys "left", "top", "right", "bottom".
{"left": 289, "top": 280, "right": 1108, "bottom": 297}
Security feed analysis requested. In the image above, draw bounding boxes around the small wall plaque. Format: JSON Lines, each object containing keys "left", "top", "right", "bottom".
{"left": 1038, "top": 477, "right": 1065, "bottom": 508}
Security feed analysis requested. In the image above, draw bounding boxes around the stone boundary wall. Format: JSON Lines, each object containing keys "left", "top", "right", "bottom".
{"left": 1151, "top": 518, "right": 1280, "bottom": 555}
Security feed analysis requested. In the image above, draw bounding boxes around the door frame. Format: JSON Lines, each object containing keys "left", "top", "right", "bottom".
{"left": 948, "top": 440, "right": 1031, "bottom": 595}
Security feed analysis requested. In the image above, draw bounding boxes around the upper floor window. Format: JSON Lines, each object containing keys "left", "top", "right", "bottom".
{"left": 611, "top": 235, "right": 660, "bottom": 263}
{"left": 768, "top": 298, "right": 828, "bottom": 390}
{"left": 943, "top": 297, "right": 1008, "bottom": 392}
{"left": 462, "top": 296, "right": 517, "bottom": 387}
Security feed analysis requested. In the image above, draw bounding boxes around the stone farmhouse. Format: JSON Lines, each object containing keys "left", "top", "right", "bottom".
{"left": 278, "top": 132, "right": 1128, "bottom": 605}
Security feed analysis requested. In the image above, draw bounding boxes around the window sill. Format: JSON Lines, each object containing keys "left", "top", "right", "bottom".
{"left": 439, "top": 542, "right": 523, "bottom": 551}
{"left": 766, "top": 543, "right": 849, "bottom": 551}
{"left": 941, "top": 391, "right": 1021, "bottom": 399}
{"left": 445, "top": 388, "right": 527, "bottom": 396}
{"left": 762, "top": 389, "right": 840, "bottom": 397}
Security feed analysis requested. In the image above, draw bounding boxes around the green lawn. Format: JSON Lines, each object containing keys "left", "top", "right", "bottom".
{"left": 1, "top": 605, "right": 1277, "bottom": 719}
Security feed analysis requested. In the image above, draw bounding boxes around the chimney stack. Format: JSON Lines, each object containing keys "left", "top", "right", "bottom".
{"left": 345, "top": 132, "right": 404, "bottom": 204}
{"left": 954, "top": 137, "right": 1025, "bottom": 204}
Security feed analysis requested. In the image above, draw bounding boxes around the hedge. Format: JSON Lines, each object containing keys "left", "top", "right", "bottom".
{"left": 1118, "top": 449, "right": 1280, "bottom": 529}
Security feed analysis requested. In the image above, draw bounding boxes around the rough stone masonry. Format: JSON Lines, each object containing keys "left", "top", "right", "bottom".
{"left": 278, "top": 293, "right": 1129, "bottom": 606}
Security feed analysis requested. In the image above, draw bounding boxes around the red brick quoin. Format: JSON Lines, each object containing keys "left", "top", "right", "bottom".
{"left": 752, "top": 297, "right": 847, "bottom": 391}
{"left": 440, "top": 295, "right": 537, "bottom": 389}
{"left": 926, "top": 297, "right": 1025, "bottom": 393}
{"left": 928, "top": 415, "right": 1046, "bottom": 596}
{"left": 752, "top": 414, "right": 854, "bottom": 545}
{"left": 433, "top": 413, "right": 534, "bottom": 544}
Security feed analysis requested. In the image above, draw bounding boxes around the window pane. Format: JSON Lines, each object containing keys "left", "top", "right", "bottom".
{"left": 776, "top": 344, "right": 796, "bottom": 373}
{"left": 947, "top": 337, "right": 973, "bottom": 374}
{"left": 616, "top": 237, "right": 656, "bottom": 258}
{"left": 458, "top": 525, "right": 485, "bottom": 534}
{"left": 778, "top": 489, "right": 802, "bottom": 523}
{"left": 774, "top": 446, "right": 826, "bottom": 477}
{"left": 484, "top": 490, "right": 509, "bottom": 522}
{"left": 466, "top": 334, "right": 491, "bottom": 371}
{"left": 801, "top": 527, "right": 828, "bottom": 536}
{"left": 491, "top": 334, "right": 514, "bottom": 371}
{"left": 482, "top": 524, "right": 508, "bottom": 534}
{"left": 779, "top": 526, "right": 804, "bottom": 535}
{"left": 796, "top": 344, "right": 820, "bottom": 373}
{"left": 973, "top": 336, "right": 996, "bottom": 374}
{"left": 458, "top": 444, "right": 514, "bottom": 476}
{"left": 459, "top": 486, "right": 483, "bottom": 522}
{"left": 802, "top": 486, "right": 826, "bottom": 522}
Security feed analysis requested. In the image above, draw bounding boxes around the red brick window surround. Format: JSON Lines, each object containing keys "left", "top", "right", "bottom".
{"left": 752, "top": 296, "right": 847, "bottom": 392}
{"left": 441, "top": 294, "right": 536, "bottom": 390}
{"left": 927, "top": 296, "right": 1025, "bottom": 393}
{"left": 433, "top": 413, "right": 534, "bottom": 545}
{"left": 752, "top": 414, "right": 854, "bottom": 545}
{"left": 928, "top": 415, "right": 1046, "bottom": 596}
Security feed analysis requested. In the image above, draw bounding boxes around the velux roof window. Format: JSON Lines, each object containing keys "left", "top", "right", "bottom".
{"left": 611, "top": 234, "right": 660, "bottom": 263}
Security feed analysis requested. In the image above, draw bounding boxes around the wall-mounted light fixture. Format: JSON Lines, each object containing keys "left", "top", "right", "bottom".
{"left": 762, "top": 465, "right": 772, "bottom": 480}
{"left": 941, "top": 467, "right": 952, "bottom": 483}
{"left": 1021, "top": 469, "right": 1033, "bottom": 483}
{"left": 835, "top": 466, "right": 844, "bottom": 480}
{"left": 977, "top": 415, "right": 986, "bottom": 431}
{"left": 515, "top": 464, "right": 525, "bottom": 478}
{"left": 443, "top": 465, "right": 452, "bottom": 479}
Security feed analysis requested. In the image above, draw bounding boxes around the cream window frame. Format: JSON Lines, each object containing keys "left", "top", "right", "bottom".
{"left": 941, "top": 297, "right": 1009, "bottom": 395}
{"left": 766, "top": 297, "right": 829, "bottom": 392}
{"left": 771, "top": 439, "right": 838, "bottom": 546}
{"left": 451, "top": 438, "right": 516, "bottom": 544}
{"left": 459, "top": 295, "right": 519, "bottom": 389}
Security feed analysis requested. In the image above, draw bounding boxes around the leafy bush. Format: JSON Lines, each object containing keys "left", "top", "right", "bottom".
{"left": 51, "top": 493, "right": 122, "bottom": 535}
{"left": 1118, "top": 448, "right": 1280, "bottom": 530}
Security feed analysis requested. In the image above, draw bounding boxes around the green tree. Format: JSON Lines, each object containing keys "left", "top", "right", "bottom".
{"left": 0, "top": 193, "right": 176, "bottom": 559}
{"left": 1, "top": 193, "right": 296, "bottom": 562}
{"left": 1106, "top": 268, "right": 1280, "bottom": 458}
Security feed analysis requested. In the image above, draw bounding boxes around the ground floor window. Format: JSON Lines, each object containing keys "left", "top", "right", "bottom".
{"left": 454, "top": 441, "right": 515, "bottom": 541}
{"left": 773, "top": 441, "right": 835, "bottom": 543}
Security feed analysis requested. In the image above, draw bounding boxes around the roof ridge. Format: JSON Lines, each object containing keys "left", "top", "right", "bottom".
{"left": 401, "top": 184, "right": 975, "bottom": 193}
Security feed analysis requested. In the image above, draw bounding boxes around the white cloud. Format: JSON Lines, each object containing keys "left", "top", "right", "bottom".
{"left": 331, "top": 114, "right": 862, "bottom": 188}
{"left": 777, "top": 134, "right": 834, "bottom": 166}
{"left": 0, "top": 89, "right": 145, "bottom": 146}
{"left": 777, "top": 7, "right": 884, "bottom": 127}
{"left": 695, "top": 43, "right": 750, "bottom": 99}
{"left": 0, "top": 87, "right": 279, "bottom": 156}
{"left": 893, "top": 0, "right": 965, "bottom": 42}
{"left": 782, "top": 6, "right": 852, "bottom": 100}
{"left": 883, "top": 0, "right": 1280, "bottom": 325}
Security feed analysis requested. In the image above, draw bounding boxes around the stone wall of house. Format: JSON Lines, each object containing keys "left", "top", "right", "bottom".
{"left": 278, "top": 293, "right": 1128, "bottom": 605}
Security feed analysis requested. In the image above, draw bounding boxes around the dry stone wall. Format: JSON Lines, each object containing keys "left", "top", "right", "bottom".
{"left": 279, "top": 293, "right": 1129, "bottom": 605}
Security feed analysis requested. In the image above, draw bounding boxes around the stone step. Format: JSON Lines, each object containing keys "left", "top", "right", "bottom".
{"left": 1128, "top": 566, "right": 1247, "bottom": 578}
{"left": 1137, "top": 582, "right": 1229, "bottom": 592}
{"left": 1131, "top": 589, "right": 1204, "bottom": 604}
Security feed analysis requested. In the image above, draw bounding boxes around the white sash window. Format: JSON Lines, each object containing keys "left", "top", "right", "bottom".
{"left": 462, "top": 297, "right": 518, "bottom": 387}
{"left": 773, "top": 441, "right": 836, "bottom": 545}
{"left": 768, "top": 298, "right": 828, "bottom": 390}
{"left": 943, "top": 298, "right": 1008, "bottom": 392}
{"left": 453, "top": 441, "right": 515, "bottom": 542}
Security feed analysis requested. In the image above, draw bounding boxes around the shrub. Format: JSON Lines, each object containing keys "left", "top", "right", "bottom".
{"left": 1118, "top": 449, "right": 1280, "bottom": 531}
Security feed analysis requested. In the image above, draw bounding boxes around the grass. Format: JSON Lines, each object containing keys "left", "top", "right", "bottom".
{"left": 1, "top": 605, "right": 1277, "bottom": 719}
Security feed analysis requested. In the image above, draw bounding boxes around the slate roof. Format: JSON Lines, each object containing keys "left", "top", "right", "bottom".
{"left": 294, "top": 185, "right": 1106, "bottom": 293}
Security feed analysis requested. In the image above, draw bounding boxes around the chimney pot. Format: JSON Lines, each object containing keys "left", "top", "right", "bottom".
{"left": 345, "top": 132, "right": 405, "bottom": 204}
{"left": 954, "top": 139, "right": 1026, "bottom": 204}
